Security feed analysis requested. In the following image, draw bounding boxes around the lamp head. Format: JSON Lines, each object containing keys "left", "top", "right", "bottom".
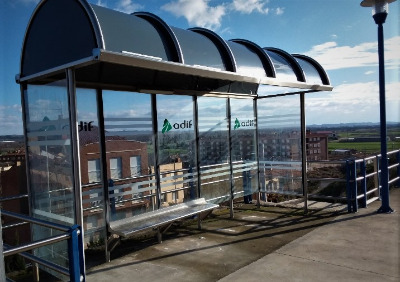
{"left": 361, "top": 0, "right": 396, "bottom": 24}
{"left": 360, "top": 0, "right": 396, "bottom": 15}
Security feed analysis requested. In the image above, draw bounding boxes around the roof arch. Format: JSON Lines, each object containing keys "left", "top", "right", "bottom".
{"left": 229, "top": 39, "right": 275, "bottom": 78}
{"left": 189, "top": 27, "right": 236, "bottom": 72}
{"left": 18, "top": 0, "right": 332, "bottom": 96}
{"left": 263, "top": 47, "right": 305, "bottom": 82}
{"left": 133, "top": 12, "right": 183, "bottom": 63}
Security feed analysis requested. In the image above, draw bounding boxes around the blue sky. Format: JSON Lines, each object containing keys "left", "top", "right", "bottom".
{"left": 1, "top": 0, "right": 399, "bottom": 135}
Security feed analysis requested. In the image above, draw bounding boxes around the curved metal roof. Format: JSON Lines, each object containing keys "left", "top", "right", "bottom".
{"left": 18, "top": 0, "right": 332, "bottom": 96}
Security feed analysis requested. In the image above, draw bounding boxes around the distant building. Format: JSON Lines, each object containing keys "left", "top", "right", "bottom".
{"left": 0, "top": 151, "right": 30, "bottom": 246}
{"left": 306, "top": 131, "right": 329, "bottom": 161}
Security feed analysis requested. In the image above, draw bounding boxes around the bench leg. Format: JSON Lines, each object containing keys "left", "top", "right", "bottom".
{"left": 198, "top": 216, "right": 202, "bottom": 230}
{"left": 157, "top": 227, "right": 162, "bottom": 243}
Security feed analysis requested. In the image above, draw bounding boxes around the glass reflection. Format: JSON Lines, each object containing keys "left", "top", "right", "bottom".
{"left": 230, "top": 98, "right": 258, "bottom": 203}
{"left": 197, "top": 97, "right": 230, "bottom": 203}
{"left": 102, "top": 91, "right": 156, "bottom": 221}
{"left": 25, "top": 80, "right": 74, "bottom": 273}
{"left": 157, "top": 94, "right": 197, "bottom": 206}
{"left": 257, "top": 95, "right": 303, "bottom": 201}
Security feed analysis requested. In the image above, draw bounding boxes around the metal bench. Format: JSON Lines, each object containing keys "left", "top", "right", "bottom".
{"left": 107, "top": 198, "right": 218, "bottom": 261}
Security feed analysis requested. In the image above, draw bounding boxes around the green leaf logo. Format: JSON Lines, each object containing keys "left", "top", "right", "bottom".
{"left": 234, "top": 118, "right": 240, "bottom": 130}
{"left": 162, "top": 119, "right": 172, "bottom": 133}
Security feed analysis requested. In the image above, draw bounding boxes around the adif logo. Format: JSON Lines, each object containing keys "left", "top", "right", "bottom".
{"left": 162, "top": 119, "right": 172, "bottom": 133}
{"left": 234, "top": 118, "right": 241, "bottom": 130}
{"left": 234, "top": 118, "right": 255, "bottom": 129}
{"left": 162, "top": 119, "right": 193, "bottom": 134}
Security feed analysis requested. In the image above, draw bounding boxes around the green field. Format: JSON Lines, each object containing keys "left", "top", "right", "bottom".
{"left": 329, "top": 141, "right": 400, "bottom": 153}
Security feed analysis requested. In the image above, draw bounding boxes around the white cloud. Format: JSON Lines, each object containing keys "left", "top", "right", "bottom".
{"left": 162, "top": 0, "right": 226, "bottom": 29}
{"left": 305, "top": 36, "right": 400, "bottom": 71}
{"left": 232, "top": 0, "right": 269, "bottom": 14}
{"left": 162, "top": 0, "right": 283, "bottom": 30}
{"left": 306, "top": 81, "right": 400, "bottom": 124}
{"left": 95, "top": 0, "right": 107, "bottom": 7}
{"left": 275, "top": 7, "right": 284, "bottom": 15}
{"left": 364, "top": 70, "right": 374, "bottom": 75}
{"left": 115, "top": 0, "right": 143, "bottom": 14}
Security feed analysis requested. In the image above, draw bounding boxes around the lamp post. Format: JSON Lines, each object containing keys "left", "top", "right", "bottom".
{"left": 360, "top": 0, "right": 395, "bottom": 213}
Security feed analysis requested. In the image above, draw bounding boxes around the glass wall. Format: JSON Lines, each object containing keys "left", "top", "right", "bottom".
{"left": 102, "top": 91, "right": 156, "bottom": 221}
{"left": 76, "top": 88, "right": 106, "bottom": 247}
{"left": 156, "top": 94, "right": 197, "bottom": 206}
{"left": 24, "top": 79, "right": 74, "bottom": 271}
{"left": 197, "top": 97, "right": 230, "bottom": 203}
{"left": 257, "top": 95, "right": 303, "bottom": 200}
{"left": 230, "top": 98, "right": 258, "bottom": 203}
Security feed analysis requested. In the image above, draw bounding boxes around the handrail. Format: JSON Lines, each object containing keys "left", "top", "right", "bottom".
{"left": 2, "top": 210, "right": 70, "bottom": 232}
{"left": 0, "top": 194, "right": 28, "bottom": 202}
{"left": 1, "top": 210, "right": 85, "bottom": 282}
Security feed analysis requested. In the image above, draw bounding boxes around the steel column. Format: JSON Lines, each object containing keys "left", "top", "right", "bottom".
{"left": 66, "top": 69, "right": 86, "bottom": 273}
{"left": 374, "top": 16, "right": 393, "bottom": 213}
{"left": 227, "top": 98, "right": 234, "bottom": 218}
{"left": 300, "top": 93, "right": 308, "bottom": 214}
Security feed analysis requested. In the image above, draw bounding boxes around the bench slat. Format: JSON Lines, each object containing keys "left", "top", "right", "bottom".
{"left": 109, "top": 199, "right": 217, "bottom": 238}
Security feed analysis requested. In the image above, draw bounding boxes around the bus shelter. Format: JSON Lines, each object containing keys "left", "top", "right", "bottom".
{"left": 16, "top": 0, "right": 332, "bottom": 276}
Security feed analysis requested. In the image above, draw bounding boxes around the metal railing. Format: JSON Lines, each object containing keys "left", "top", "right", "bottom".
{"left": 346, "top": 149, "right": 400, "bottom": 212}
{"left": 1, "top": 210, "right": 85, "bottom": 282}
{"left": 300, "top": 150, "right": 400, "bottom": 213}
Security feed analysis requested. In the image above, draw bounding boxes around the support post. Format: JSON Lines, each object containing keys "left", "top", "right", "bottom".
{"left": 374, "top": 20, "right": 393, "bottom": 213}
{"left": 68, "top": 225, "right": 85, "bottom": 282}
{"left": 0, "top": 211, "right": 6, "bottom": 282}
{"left": 361, "top": 160, "right": 367, "bottom": 208}
{"left": 300, "top": 93, "right": 308, "bottom": 214}
{"left": 397, "top": 151, "right": 400, "bottom": 187}
{"left": 227, "top": 98, "right": 234, "bottom": 218}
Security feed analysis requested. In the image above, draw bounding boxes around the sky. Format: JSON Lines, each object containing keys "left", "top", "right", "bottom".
{"left": 0, "top": 0, "right": 399, "bottom": 135}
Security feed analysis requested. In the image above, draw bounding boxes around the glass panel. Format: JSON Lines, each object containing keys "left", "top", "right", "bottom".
{"left": 197, "top": 97, "right": 230, "bottom": 203}
{"left": 265, "top": 50, "right": 297, "bottom": 82}
{"left": 230, "top": 98, "right": 258, "bottom": 203}
{"left": 25, "top": 79, "right": 74, "bottom": 272}
{"left": 295, "top": 57, "right": 324, "bottom": 85}
{"left": 227, "top": 41, "right": 266, "bottom": 77}
{"left": 257, "top": 95, "right": 302, "bottom": 201}
{"left": 76, "top": 88, "right": 106, "bottom": 249}
{"left": 102, "top": 91, "right": 156, "bottom": 221}
{"left": 157, "top": 94, "right": 197, "bottom": 206}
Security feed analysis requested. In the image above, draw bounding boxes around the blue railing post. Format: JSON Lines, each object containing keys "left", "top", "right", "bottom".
{"left": 353, "top": 161, "right": 358, "bottom": 212}
{"left": 346, "top": 160, "right": 355, "bottom": 212}
{"left": 361, "top": 160, "right": 367, "bottom": 208}
{"left": 346, "top": 160, "right": 350, "bottom": 212}
{"left": 397, "top": 150, "right": 400, "bottom": 187}
{"left": 377, "top": 155, "right": 382, "bottom": 200}
{"left": 68, "top": 225, "right": 85, "bottom": 282}
{"left": 346, "top": 160, "right": 358, "bottom": 213}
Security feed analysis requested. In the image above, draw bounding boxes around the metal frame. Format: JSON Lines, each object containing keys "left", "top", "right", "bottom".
{"left": 300, "top": 93, "right": 308, "bottom": 214}
{"left": 1, "top": 210, "right": 85, "bottom": 281}
{"left": 66, "top": 68, "right": 86, "bottom": 274}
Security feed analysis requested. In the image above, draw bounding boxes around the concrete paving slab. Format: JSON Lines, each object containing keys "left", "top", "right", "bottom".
{"left": 219, "top": 189, "right": 400, "bottom": 282}
{"left": 87, "top": 189, "right": 399, "bottom": 282}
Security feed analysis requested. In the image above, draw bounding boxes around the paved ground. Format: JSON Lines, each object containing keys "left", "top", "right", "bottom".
{"left": 86, "top": 189, "right": 399, "bottom": 282}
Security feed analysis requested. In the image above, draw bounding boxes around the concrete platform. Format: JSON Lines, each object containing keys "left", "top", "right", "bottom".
{"left": 86, "top": 189, "right": 399, "bottom": 282}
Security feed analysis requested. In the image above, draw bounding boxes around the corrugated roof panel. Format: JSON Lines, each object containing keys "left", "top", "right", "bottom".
{"left": 264, "top": 50, "right": 298, "bottom": 82}
{"left": 90, "top": 4, "right": 170, "bottom": 61}
{"left": 294, "top": 57, "right": 323, "bottom": 85}
{"left": 226, "top": 41, "right": 267, "bottom": 78}
{"left": 170, "top": 27, "right": 226, "bottom": 70}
